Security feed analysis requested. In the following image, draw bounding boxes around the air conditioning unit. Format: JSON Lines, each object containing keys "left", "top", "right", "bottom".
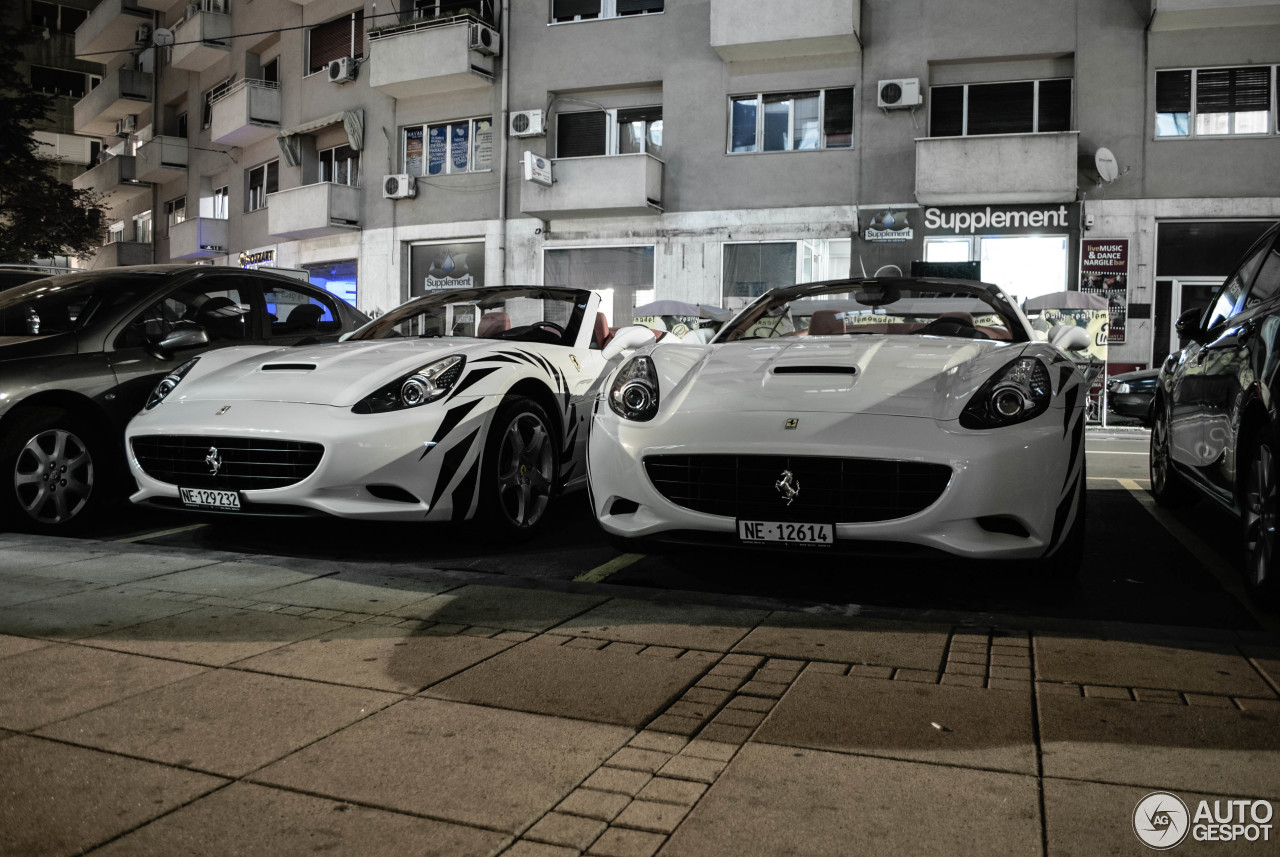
{"left": 383, "top": 174, "right": 416, "bottom": 199}
{"left": 327, "top": 56, "right": 357, "bottom": 84}
{"left": 509, "top": 109, "right": 545, "bottom": 138}
{"left": 468, "top": 22, "right": 499, "bottom": 56}
{"left": 877, "top": 78, "right": 922, "bottom": 109}
{"left": 114, "top": 115, "right": 137, "bottom": 136}
{"left": 184, "top": 3, "right": 199, "bottom": 18}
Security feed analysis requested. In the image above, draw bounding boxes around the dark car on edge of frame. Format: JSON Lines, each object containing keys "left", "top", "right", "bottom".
{"left": 1106, "top": 368, "right": 1158, "bottom": 426}
{"left": 1149, "top": 221, "right": 1280, "bottom": 603}
{"left": 0, "top": 265, "right": 368, "bottom": 534}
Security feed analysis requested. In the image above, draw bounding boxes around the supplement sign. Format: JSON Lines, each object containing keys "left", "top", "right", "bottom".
{"left": 1080, "top": 239, "right": 1129, "bottom": 343}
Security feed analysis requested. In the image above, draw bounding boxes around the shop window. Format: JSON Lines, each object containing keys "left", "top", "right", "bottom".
{"left": 308, "top": 11, "right": 364, "bottom": 76}
{"left": 722, "top": 239, "right": 851, "bottom": 307}
{"left": 1156, "top": 66, "right": 1272, "bottom": 138}
{"left": 729, "top": 88, "right": 854, "bottom": 153}
{"left": 544, "top": 246, "right": 654, "bottom": 325}
{"left": 246, "top": 160, "right": 278, "bottom": 212}
{"left": 319, "top": 144, "right": 360, "bottom": 186}
{"left": 403, "top": 118, "right": 493, "bottom": 176}
{"left": 165, "top": 196, "right": 186, "bottom": 229}
{"left": 303, "top": 260, "right": 358, "bottom": 305}
{"left": 555, "top": 108, "right": 662, "bottom": 159}
{"left": 409, "top": 242, "right": 487, "bottom": 297}
{"left": 929, "top": 78, "right": 1072, "bottom": 137}
{"left": 551, "top": 0, "right": 663, "bottom": 24}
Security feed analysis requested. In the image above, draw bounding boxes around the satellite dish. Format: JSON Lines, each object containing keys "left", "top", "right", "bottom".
{"left": 152, "top": 27, "right": 174, "bottom": 47}
{"left": 1094, "top": 147, "right": 1119, "bottom": 183}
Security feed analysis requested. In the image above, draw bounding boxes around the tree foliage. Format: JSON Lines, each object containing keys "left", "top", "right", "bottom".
{"left": 0, "top": 24, "right": 106, "bottom": 262}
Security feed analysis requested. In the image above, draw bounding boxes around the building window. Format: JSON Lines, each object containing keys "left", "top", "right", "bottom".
{"left": 556, "top": 107, "right": 662, "bottom": 159}
{"left": 1156, "top": 66, "right": 1273, "bottom": 137}
{"left": 31, "top": 2, "right": 89, "bottom": 34}
{"left": 722, "top": 239, "right": 852, "bottom": 307}
{"left": 165, "top": 197, "right": 186, "bottom": 230}
{"left": 929, "top": 78, "right": 1072, "bottom": 137}
{"left": 133, "top": 210, "right": 153, "bottom": 244}
{"left": 413, "top": 0, "right": 493, "bottom": 21}
{"left": 213, "top": 185, "right": 229, "bottom": 219}
{"left": 176, "top": 111, "right": 188, "bottom": 138}
{"left": 107, "top": 221, "right": 125, "bottom": 244}
{"left": 202, "top": 78, "right": 232, "bottom": 129}
{"left": 319, "top": 144, "right": 360, "bottom": 186}
{"left": 304, "top": 260, "right": 358, "bottom": 305}
{"left": 551, "top": 0, "right": 662, "bottom": 23}
{"left": 403, "top": 118, "right": 493, "bottom": 175}
{"left": 544, "top": 246, "right": 654, "bottom": 326}
{"left": 261, "top": 57, "right": 279, "bottom": 84}
{"left": 29, "top": 66, "right": 98, "bottom": 99}
{"left": 729, "top": 89, "right": 854, "bottom": 153}
{"left": 308, "top": 11, "right": 364, "bottom": 76}
{"left": 246, "top": 161, "right": 278, "bottom": 212}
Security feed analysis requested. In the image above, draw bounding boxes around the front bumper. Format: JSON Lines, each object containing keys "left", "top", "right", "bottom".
{"left": 589, "top": 407, "right": 1078, "bottom": 560}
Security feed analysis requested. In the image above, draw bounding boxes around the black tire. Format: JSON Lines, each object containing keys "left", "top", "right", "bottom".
{"left": 1149, "top": 404, "right": 1195, "bottom": 508}
{"left": 479, "top": 396, "right": 559, "bottom": 541}
{"left": 1240, "top": 426, "right": 1280, "bottom": 605}
{"left": 0, "top": 408, "right": 109, "bottom": 535}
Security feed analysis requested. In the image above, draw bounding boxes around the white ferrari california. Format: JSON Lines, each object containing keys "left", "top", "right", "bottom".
{"left": 126, "top": 286, "right": 626, "bottom": 537}
{"left": 589, "top": 277, "right": 1092, "bottom": 576}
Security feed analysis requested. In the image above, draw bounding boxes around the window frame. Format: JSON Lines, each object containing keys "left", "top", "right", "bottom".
{"left": 401, "top": 117, "right": 494, "bottom": 176}
{"left": 1154, "top": 65, "right": 1276, "bottom": 140}
{"left": 550, "top": 0, "right": 664, "bottom": 24}
{"left": 720, "top": 238, "right": 853, "bottom": 308}
{"left": 212, "top": 185, "right": 229, "bottom": 219}
{"left": 555, "top": 107, "right": 663, "bottom": 159}
{"left": 726, "top": 88, "right": 855, "bottom": 154}
{"left": 306, "top": 10, "right": 365, "bottom": 77}
{"left": 245, "top": 160, "right": 279, "bottom": 212}
{"left": 165, "top": 196, "right": 186, "bottom": 230}
{"left": 318, "top": 144, "right": 361, "bottom": 186}
{"left": 927, "top": 77, "right": 1073, "bottom": 137}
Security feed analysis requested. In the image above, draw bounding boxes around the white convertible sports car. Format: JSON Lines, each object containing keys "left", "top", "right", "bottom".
{"left": 589, "top": 277, "right": 1092, "bottom": 575}
{"left": 126, "top": 286, "right": 621, "bottom": 537}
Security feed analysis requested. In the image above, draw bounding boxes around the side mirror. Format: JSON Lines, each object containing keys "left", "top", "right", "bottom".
{"left": 1048, "top": 325, "right": 1090, "bottom": 352}
{"left": 602, "top": 325, "right": 657, "bottom": 360}
{"left": 1175, "top": 307, "right": 1205, "bottom": 343}
{"left": 158, "top": 321, "right": 210, "bottom": 353}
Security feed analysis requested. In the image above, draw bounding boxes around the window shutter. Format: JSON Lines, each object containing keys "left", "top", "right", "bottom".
{"left": 929, "top": 86, "right": 964, "bottom": 137}
{"left": 557, "top": 111, "right": 607, "bottom": 158}
{"left": 309, "top": 12, "right": 363, "bottom": 74}
{"left": 616, "top": 0, "right": 663, "bottom": 13}
{"left": 967, "top": 81, "right": 1034, "bottom": 135}
{"left": 552, "top": 0, "right": 600, "bottom": 20}
{"left": 1037, "top": 78, "right": 1072, "bottom": 132}
{"left": 617, "top": 106, "right": 662, "bottom": 125}
{"left": 1196, "top": 67, "right": 1270, "bottom": 113}
{"left": 823, "top": 87, "right": 854, "bottom": 147}
{"left": 1156, "top": 70, "right": 1191, "bottom": 113}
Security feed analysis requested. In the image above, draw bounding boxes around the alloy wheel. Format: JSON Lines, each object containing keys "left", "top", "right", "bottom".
{"left": 495, "top": 411, "right": 553, "bottom": 528}
{"left": 1150, "top": 411, "right": 1172, "bottom": 495}
{"left": 1243, "top": 437, "right": 1277, "bottom": 591}
{"left": 13, "top": 428, "right": 94, "bottom": 525}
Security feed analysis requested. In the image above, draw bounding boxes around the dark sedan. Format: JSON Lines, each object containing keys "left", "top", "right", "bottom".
{"left": 1106, "top": 368, "right": 1158, "bottom": 426}
{"left": 0, "top": 266, "right": 368, "bottom": 533}
{"left": 1150, "top": 220, "right": 1280, "bottom": 604}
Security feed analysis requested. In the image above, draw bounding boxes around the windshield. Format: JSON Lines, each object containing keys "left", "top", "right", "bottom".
{"left": 0, "top": 271, "right": 165, "bottom": 337}
{"left": 350, "top": 287, "right": 590, "bottom": 346}
{"left": 716, "top": 279, "right": 1028, "bottom": 343}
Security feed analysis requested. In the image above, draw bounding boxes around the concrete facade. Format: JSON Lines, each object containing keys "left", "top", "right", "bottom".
{"left": 65, "top": 0, "right": 1280, "bottom": 368}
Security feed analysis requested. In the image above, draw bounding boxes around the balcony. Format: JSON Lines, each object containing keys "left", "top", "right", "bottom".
{"left": 710, "top": 0, "right": 860, "bottom": 62}
{"left": 267, "top": 183, "right": 362, "bottom": 240}
{"left": 73, "top": 67, "right": 151, "bottom": 138}
{"left": 367, "top": 15, "right": 496, "bottom": 98}
{"left": 75, "top": 0, "right": 152, "bottom": 61}
{"left": 72, "top": 155, "right": 151, "bottom": 203}
{"left": 210, "top": 80, "right": 282, "bottom": 147}
{"left": 91, "top": 241, "right": 152, "bottom": 269}
{"left": 169, "top": 217, "right": 228, "bottom": 260}
{"left": 1148, "top": 0, "right": 1280, "bottom": 29}
{"left": 170, "top": 9, "right": 231, "bottom": 72}
{"left": 914, "top": 132, "right": 1079, "bottom": 206}
{"left": 134, "top": 136, "right": 188, "bottom": 183}
{"left": 520, "top": 153, "right": 663, "bottom": 221}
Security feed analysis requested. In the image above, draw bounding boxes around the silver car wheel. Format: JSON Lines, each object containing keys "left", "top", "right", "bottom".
{"left": 1243, "top": 436, "right": 1277, "bottom": 590}
{"left": 495, "top": 411, "right": 553, "bottom": 528}
{"left": 14, "top": 427, "right": 94, "bottom": 525}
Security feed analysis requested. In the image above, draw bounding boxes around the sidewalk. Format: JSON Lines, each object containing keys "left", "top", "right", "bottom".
{"left": 1, "top": 533, "right": 1278, "bottom": 857}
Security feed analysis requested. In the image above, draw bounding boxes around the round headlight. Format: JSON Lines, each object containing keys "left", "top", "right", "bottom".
{"left": 401, "top": 375, "right": 431, "bottom": 407}
{"left": 960, "top": 356, "right": 1052, "bottom": 429}
{"left": 609, "top": 356, "right": 660, "bottom": 422}
{"left": 993, "top": 387, "right": 1025, "bottom": 418}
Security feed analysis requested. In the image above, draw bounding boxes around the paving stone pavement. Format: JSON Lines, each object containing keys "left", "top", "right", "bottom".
{"left": 1, "top": 534, "right": 1278, "bottom": 856}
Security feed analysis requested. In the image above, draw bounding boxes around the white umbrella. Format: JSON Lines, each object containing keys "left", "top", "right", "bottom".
{"left": 632, "top": 300, "right": 732, "bottom": 321}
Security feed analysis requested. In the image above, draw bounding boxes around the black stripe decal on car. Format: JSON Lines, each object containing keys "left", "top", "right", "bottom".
{"left": 1064, "top": 415, "right": 1084, "bottom": 487}
{"left": 1058, "top": 365, "right": 1074, "bottom": 390}
{"left": 1046, "top": 469, "right": 1080, "bottom": 553}
{"left": 472, "top": 355, "right": 521, "bottom": 365}
{"left": 418, "top": 398, "right": 483, "bottom": 461}
{"left": 450, "top": 457, "right": 480, "bottom": 521}
{"left": 429, "top": 428, "right": 480, "bottom": 511}
{"left": 1061, "top": 383, "right": 1079, "bottom": 435}
{"left": 445, "top": 366, "right": 501, "bottom": 403}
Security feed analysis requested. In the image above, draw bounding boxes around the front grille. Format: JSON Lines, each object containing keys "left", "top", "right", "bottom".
{"left": 644, "top": 454, "right": 952, "bottom": 523}
{"left": 132, "top": 435, "right": 324, "bottom": 491}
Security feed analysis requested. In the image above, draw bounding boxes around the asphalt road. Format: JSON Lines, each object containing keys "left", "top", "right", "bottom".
{"left": 31, "top": 427, "right": 1276, "bottom": 634}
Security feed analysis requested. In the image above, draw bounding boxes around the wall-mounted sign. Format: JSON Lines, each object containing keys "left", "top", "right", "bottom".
{"left": 239, "top": 248, "right": 275, "bottom": 268}
{"left": 863, "top": 209, "right": 914, "bottom": 242}
{"left": 923, "top": 205, "right": 1071, "bottom": 234}
{"left": 523, "top": 151, "right": 552, "bottom": 187}
{"left": 410, "top": 241, "right": 485, "bottom": 296}
{"left": 1079, "top": 239, "right": 1129, "bottom": 343}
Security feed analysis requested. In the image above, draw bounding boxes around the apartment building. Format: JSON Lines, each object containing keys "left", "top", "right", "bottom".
{"left": 64, "top": 0, "right": 1280, "bottom": 370}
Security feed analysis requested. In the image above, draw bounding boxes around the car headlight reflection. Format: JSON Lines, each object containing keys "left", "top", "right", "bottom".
{"left": 145, "top": 357, "right": 199, "bottom": 410}
{"left": 960, "top": 356, "right": 1051, "bottom": 429}
{"left": 609, "top": 356, "right": 659, "bottom": 421}
{"left": 353, "top": 355, "right": 466, "bottom": 414}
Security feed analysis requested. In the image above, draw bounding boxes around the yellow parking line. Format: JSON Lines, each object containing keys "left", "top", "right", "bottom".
{"left": 574, "top": 553, "right": 646, "bottom": 583}
{"left": 114, "top": 523, "right": 207, "bottom": 543}
{"left": 1120, "top": 478, "right": 1280, "bottom": 633}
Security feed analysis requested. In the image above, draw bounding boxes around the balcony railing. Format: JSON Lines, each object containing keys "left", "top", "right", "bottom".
{"left": 914, "top": 132, "right": 1080, "bottom": 206}
{"left": 520, "top": 153, "right": 663, "bottom": 221}
{"left": 72, "top": 67, "right": 151, "bottom": 138}
{"left": 1148, "top": 0, "right": 1280, "bottom": 30}
{"left": 170, "top": 8, "right": 231, "bottom": 71}
{"left": 267, "top": 183, "right": 362, "bottom": 240}
{"left": 710, "top": 0, "right": 860, "bottom": 62}
{"left": 72, "top": 154, "right": 151, "bottom": 202}
{"left": 368, "top": 14, "right": 496, "bottom": 97}
{"left": 169, "top": 217, "right": 228, "bottom": 260}
{"left": 91, "top": 240, "right": 152, "bottom": 269}
{"left": 135, "top": 136, "right": 188, "bottom": 183}
{"left": 210, "top": 79, "right": 282, "bottom": 147}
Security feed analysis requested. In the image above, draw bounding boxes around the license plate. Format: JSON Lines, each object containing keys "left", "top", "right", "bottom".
{"left": 737, "top": 520, "right": 834, "bottom": 547}
{"left": 179, "top": 487, "right": 241, "bottom": 511}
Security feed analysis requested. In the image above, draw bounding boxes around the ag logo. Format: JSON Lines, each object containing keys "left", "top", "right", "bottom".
{"left": 1134, "top": 792, "right": 1190, "bottom": 850}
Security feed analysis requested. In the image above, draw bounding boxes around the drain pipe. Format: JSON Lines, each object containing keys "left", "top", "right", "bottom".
{"left": 496, "top": 0, "right": 510, "bottom": 286}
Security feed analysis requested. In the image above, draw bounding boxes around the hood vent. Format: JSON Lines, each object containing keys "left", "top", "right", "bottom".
{"left": 261, "top": 363, "right": 317, "bottom": 372}
{"left": 772, "top": 365, "right": 858, "bottom": 375}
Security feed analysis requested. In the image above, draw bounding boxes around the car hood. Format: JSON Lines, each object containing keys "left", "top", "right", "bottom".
{"left": 651, "top": 337, "right": 1027, "bottom": 419}
{"left": 169, "top": 338, "right": 497, "bottom": 408}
